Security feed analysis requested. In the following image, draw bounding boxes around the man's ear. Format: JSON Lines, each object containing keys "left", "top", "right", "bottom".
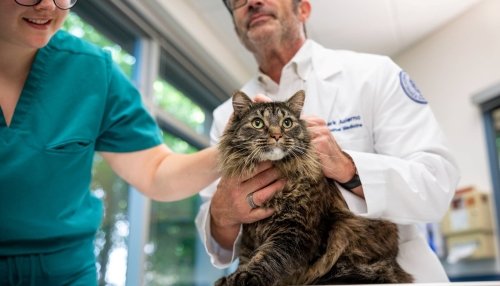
{"left": 298, "top": 0, "right": 311, "bottom": 22}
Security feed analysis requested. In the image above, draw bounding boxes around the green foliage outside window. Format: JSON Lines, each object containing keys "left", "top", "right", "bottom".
{"left": 145, "top": 133, "right": 200, "bottom": 285}
{"left": 62, "top": 11, "right": 207, "bottom": 286}
{"left": 153, "top": 80, "right": 206, "bottom": 134}
{"left": 62, "top": 13, "right": 135, "bottom": 76}
{"left": 162, "top": 133, "right": 198, "bottom": 155}
{"left": 62, "top": 12, "right": 134, "bottom": 286}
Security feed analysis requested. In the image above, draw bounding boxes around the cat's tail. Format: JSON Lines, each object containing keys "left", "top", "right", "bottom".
{"left": 296, "top": 217, "right": 352, "bottom": 285}
{"left": 390, "top": 262, "right": 414, "bottom": 283}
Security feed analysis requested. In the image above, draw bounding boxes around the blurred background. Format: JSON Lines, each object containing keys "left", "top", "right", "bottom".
{"left": 66, "top": 0, "right": 500, "bottom": 284}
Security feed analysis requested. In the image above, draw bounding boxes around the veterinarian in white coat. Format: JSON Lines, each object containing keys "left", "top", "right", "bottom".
{"left": 196, "top": 0, "right": 460, "bottom": 283}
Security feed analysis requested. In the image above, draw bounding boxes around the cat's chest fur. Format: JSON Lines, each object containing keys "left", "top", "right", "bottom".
{"left": 264, "top": 173, "right": 326, "bottom": 213}
{"left": 246, "top": 163, "right": 334, "bottom": 243}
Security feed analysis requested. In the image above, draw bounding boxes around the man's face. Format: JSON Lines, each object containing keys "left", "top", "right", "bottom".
{"left": 232, "top": 0, "right": 300, "bottom": 51}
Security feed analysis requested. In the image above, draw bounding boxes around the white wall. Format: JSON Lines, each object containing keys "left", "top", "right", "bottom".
{"left": 394, "top": 0, "right": 500, "bottom": 193}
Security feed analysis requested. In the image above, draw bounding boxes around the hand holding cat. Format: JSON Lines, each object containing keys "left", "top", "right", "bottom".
{"left": 209, "top": 161, "right": 286, "bottom": 249}
{"left": 253, "top": 93, "right": 273, "bottom": 103}
{"left": 304, "top": 116, "right": 364, "bottom": 197}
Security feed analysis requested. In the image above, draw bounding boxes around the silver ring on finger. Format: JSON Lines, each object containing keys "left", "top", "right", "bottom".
{"left": 246, "top": 192, "right": 259, "bottom": 209}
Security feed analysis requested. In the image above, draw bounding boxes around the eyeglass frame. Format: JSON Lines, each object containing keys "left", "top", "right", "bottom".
{"left": 222, "top": 0, "right": 247, "bottom": 12}
{"left": 14, "top": 0, "right": 78, "bottom": 10}
{"left": 222, "top": 0, "right": 302, "bottom": 13}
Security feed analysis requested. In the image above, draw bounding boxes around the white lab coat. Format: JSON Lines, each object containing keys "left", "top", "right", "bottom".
{"left": 195, "top": 40, "right": 460, "bottom": 283}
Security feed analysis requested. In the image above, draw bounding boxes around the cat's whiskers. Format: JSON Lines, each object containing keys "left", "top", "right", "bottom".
{"left": 291, "top": 149, "right": 319, "bottom": 165}
{"left": 224, "top": 141, "right": 246, "bottom": 150}
{"left": 289, "top": 146, "right": 311, "bottom": 157}
{"left": 243, "top": 148, "right": 262, "bottom": 170}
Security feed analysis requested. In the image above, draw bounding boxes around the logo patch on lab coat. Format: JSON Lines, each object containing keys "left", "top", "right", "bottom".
{"left": 399, "top": 71, "right": 427, "bottom": 104}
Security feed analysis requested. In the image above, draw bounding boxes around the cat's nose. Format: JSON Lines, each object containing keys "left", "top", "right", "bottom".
{"left": 271, "top": 133, "right": 282, "bottom": 141}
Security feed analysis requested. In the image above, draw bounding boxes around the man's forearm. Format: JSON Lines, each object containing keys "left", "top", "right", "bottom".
{"left": 210, "top": 214, "right": 240, "bottom": 250}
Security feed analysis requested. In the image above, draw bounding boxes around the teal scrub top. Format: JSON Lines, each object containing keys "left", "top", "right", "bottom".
{"left": 0, "top": 31, "right": 162, "bottom": 256}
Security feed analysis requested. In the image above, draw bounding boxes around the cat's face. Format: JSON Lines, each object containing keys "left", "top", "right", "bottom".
{"left": 228, "top": 91, "right": 308, "bottom": 162}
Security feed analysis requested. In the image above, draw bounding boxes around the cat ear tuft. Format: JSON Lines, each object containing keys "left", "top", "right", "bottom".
{"left": 232, "top": 91, "right": 253, "bottom": 116}
{"left": 287, "top": 90, "right": 306, "bottom": 116}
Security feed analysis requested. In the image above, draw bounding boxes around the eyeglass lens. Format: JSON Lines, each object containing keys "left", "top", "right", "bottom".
{"left": 225, "top": 0, "right": 247, "bottom": 11}
{"left": 15, "top": 0, "right": 78, "bottom": 10}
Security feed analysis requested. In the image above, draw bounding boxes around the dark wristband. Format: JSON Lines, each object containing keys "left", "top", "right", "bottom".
{"left": 338, "top": 173, "right": 362, "bottom": 190}
{"left": 338, "top": 151, "right": 362, "bottom": 190}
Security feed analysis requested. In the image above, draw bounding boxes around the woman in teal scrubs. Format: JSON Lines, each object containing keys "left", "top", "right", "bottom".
{"left": 0, "top": 0, "right": 222, "bottom": 285}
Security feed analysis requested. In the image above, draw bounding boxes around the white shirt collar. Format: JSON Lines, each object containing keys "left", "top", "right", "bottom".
{"left": 256, "top": 40, "right": 342, "bottom": 97}
{"left": 290, "top": 39, "right": 315, "bottom": 81}
{"left": 256, "top": 40, "right": 314, "bottom": 93}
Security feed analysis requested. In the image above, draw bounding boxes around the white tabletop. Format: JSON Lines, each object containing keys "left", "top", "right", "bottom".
{"left": 322, "top": 282, "right": 500, "bottom": 286}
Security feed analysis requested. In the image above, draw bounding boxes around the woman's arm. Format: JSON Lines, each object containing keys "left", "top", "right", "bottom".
{"left": 101, "top": 144, "right": 220, "bottom": 201}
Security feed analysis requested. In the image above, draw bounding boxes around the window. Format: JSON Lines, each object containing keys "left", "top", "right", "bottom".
{"left": 68, "top": 1, "right": 227, "bottom": 284}
{"left": 153, "top": 80, "right": 206, "bottom": 136}
{"left": 484, "top": 104, "right": 500, "bottom": 226}
{"left": 476, "top": 94, "right": 500, "bottom": 224}
{"left": 144, "top": 63, "right": 222, "bottom": 286}
{"left": 62, "top": 12, "right": 135, "bottom": 285}
{"left": 493, "top": 108, "right": 500, "bottom": 168}
{"left": 468, "top": 84, "right": 500, "bottom": 282}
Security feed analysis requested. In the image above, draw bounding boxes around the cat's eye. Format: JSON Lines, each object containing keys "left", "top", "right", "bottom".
{"left": 282, "top": 118, "right": 293, "bottom": 128}
{"left": 252, "top": 118, "right": 264, "bottom": 129}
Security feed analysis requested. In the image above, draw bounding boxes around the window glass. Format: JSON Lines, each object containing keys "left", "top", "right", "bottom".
{"left": 63, "top": 10, "right": 221, "bottom": 286}
{"left": 63, "top": 13, "right": 135, "bottom": 76}
{"left": 493, "top": 108, "right": 500, "bottom": 166}
{"left": 153, "top": 79, "right": 206, "bottom": 134}
{"left": 161, "top": 132, "right": 198, "bottom": 154}
{"left": 145, "top": 135, "right": 199, "bottom": 285}
{"left": 146, "top": 81, "right": 217, "bottom": 285}
{"left": 62, "top": 12, "right": 135, "bottom": 286}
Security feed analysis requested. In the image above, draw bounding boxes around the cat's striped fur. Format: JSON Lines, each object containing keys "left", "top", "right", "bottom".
{"left": 215, "top": 90, "right": 413, "bottom": 285}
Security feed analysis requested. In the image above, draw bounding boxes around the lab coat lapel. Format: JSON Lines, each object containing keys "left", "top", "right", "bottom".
{"left": 302, "top": 42, "right": 343, "bottom": 119}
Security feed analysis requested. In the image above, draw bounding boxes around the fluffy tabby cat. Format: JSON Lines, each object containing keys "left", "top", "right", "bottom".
{"left": 215, "top": 90, "right": 413, "bottom": 286}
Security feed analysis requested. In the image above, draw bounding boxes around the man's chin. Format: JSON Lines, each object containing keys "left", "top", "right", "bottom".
{"left": 245, "top": 27, "right": 276, "bottom": 45}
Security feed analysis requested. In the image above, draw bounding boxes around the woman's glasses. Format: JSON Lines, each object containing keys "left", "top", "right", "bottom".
{"left": 15, "top": 0, "right": 78, "bottom": 10}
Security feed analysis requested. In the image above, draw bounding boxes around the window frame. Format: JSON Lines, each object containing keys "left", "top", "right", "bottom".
{"left": 472, "top": 82, "right": 500, "bottom": 241}
{"left": 71, "top": 1, "right": 227, "bottom": 284}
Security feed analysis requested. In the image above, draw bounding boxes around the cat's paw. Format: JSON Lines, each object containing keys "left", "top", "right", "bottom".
{"left": 217, "top": 271, "right": 263, "bottom": 286}
{"left": 233, "top": 271, "right": 261, "bottom": 286}
{"left": 214, "top": 277, "right": 228, "bottom": 286}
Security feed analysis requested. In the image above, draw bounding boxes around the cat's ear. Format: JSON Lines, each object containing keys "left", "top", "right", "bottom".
{"left": 287, "top": 90, "right": 306, "bottom": 116}
{"left": 232, "top": 91, "right": 253, "bottom": 117}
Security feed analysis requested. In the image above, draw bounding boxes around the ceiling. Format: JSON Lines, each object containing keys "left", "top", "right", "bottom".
{"left": 174, "top": 0, "right": 482, "bottom": 78}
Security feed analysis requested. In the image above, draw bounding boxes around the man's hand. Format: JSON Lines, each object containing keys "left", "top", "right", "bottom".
{"left": 304, "top": 116, "right": 364, "bottom": 197}
{"left": 254, "top": 94, "right": 272, "bottom": 103}
{"left": 210, "top": 161, "right": 285, "bottom": 249}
